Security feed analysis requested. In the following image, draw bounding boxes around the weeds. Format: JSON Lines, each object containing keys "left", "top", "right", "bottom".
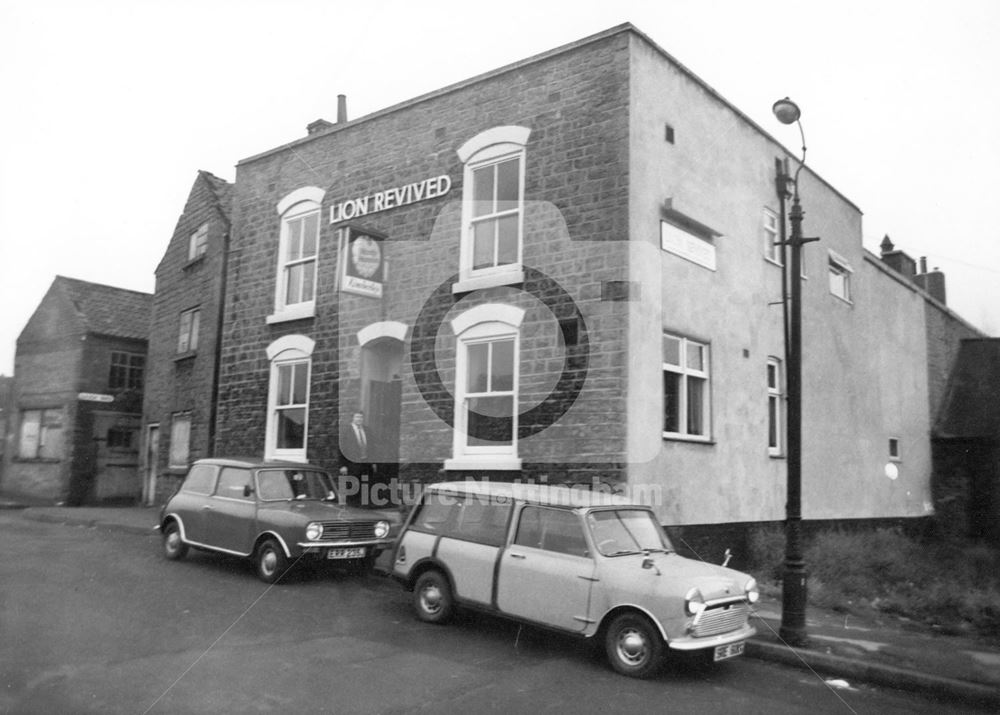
{"left": 747, "top": 525, "right": 1000, "bottom": 640}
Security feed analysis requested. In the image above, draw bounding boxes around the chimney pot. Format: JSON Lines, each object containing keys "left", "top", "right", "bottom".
{"left": 337, "top": 94, "right": 348, "bottom": 123}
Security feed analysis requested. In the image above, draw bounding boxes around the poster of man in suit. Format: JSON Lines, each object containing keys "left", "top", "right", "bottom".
{"left": 339, "top": 411, "right": 376, "bottom": 506}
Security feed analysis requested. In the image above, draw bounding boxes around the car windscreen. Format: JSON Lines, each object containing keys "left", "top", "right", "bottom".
{"left": 257, "top": 469, "right": 336, "bottom": 502}
{"left": 586, "top": 509, "right": 673, "bottom": 556}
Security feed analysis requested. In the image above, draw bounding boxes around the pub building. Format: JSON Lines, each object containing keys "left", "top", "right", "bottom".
{"left": 143, "top": 23, "right": 982, "bottom": 557}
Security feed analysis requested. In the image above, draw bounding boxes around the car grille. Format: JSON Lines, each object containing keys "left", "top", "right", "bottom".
{"left": 317, "top": 521, "right": 379, "bottom": 541}
{"left": 692, "top": 600, "right": 749, "bottom": 637}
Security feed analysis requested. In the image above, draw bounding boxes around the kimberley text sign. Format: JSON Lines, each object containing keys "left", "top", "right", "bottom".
{"left": 329, "top": 174, "right": 452, "bottom": 223}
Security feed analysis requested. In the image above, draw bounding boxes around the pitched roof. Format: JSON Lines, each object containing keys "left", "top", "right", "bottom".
{"left": 55, "top": 276, "right": 152, "bottom": 341}
{"left": 934, "top": 339, "right": 1000, "bottom": 440}
{"left": 198, "top": 169, "right": 234, "bottom": 223}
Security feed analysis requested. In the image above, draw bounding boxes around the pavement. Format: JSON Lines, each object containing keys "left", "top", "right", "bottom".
{"left": 3, "top": 495, "right": 999, "bottom": 711}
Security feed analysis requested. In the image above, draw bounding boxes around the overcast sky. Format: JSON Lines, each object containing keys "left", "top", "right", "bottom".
{"left": 1, "top": 0, "right": 998, "bottom": 375}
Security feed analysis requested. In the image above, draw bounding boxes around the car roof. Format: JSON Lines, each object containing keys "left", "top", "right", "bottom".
{"left": 192, "top": 457, "right": 328, "bottom": 470}
{"left": 426, "top": 480, "right": 639, "bottom": 509}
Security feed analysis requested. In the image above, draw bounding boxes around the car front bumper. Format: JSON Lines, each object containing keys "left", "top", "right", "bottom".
{"left": 666, "top": 623, "right": 756, "bottom": 651}
{"left": 297, "top": 538, "right": 395, "bottom": 551}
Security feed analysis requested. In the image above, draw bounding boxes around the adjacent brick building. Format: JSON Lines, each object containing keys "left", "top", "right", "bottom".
{"left": 3, "top": 277, "right": 151, "bottom": 504}
{"left": 142, "top": 170, "right": 232, "bottom": 503}
{"left": 932, "top": 338, "right": 1000, "bottom": 544}
{"left": 141, "top": 24, "right": 988, "bottom": 556}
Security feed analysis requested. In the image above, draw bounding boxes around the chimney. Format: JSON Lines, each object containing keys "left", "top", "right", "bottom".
{"left": 337, "top": 94, "right": 348, "bottom": 123}
{"left": 914, "top": 256, "right": 947, "bottom": 304}
{"left": 878, "top": 234, "right": 916, "bottom": 279}
{"left": 306, "top": 119, "right": 334, "bottom": 135}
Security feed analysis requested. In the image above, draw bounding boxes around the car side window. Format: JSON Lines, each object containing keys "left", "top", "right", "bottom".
{"left": 180, "top": 464, "right": 217, "bottom": 495}
{"left": 412, "top": 492, "right": 458, "bottom": 532}
{"left": 514, "top": 506, "right": 589, "bottom": 557}
{"left": 452, "top": 498, "right": 510, "bottom": 546}
{"left": 411, "top": 492, "right": 511, "bottom": 546}
{"left": 257, "top": 470, "right": 294, "bottom": 501}
{"left": 215, "top": 467, "right": 252, "bottom": 500}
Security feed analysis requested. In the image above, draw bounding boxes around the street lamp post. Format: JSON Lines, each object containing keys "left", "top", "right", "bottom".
{"left": 773, "top": 97, "right": 817, "bottom": 647}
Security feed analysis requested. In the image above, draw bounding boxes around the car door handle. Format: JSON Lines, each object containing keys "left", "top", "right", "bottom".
{"left": 509, "top": 552, "right": 526, "bottom": 559}
{"left": 202, "top": 505, "right": 213, "bottom": 510}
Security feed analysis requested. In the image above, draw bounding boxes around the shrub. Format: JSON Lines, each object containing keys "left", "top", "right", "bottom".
{"left": 746, "top": 524, "right": 785, "bottom": 584}
{"left": 745, "top": 525, "right": 1000, "bottom": 640}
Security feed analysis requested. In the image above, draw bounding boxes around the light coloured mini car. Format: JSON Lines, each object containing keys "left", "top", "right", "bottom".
{"left": 391, "top": 481, "right": 758, "bottom": 677}
{"left": 159, "top": 458, "right": 397, "bottom": 583}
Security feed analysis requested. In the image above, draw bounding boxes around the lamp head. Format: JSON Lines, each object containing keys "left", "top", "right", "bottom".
{"left": 772, "top": 97, "right": 801, "bottom": 125}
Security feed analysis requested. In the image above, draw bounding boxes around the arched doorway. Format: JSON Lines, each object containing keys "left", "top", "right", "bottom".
{"left": 358, "top": 323, "right": 406, "bottom": 494}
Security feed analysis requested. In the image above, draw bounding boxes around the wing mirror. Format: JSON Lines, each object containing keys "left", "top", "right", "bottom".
{"left": 243, "top": 485, "right": 254, "bottom": 498}
{"left": 641, "top": 552, "right": 661, "bottom": 575}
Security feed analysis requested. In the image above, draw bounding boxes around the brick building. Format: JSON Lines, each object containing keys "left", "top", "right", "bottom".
{"left": 0, "top": 375, "right": 12, "bottom": 483}
{"left": 142, "top": 24, "right": 985, "bottom": 553}
{"left": 4, "top": 277, "right": 151, "bottom": 504}
{"left": 142, "top": 170, "right": 232, "bottom": 504}
{"left": 932, "top": 338, "right": 1000, "bottom": 544}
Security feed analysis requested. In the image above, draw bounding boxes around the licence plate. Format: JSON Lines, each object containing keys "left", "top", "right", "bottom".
{"left": 327, "top": 547, "right": 365, "bottom": 560}
{"left": 713, "top": 641, "right": 745, "bottom": 662}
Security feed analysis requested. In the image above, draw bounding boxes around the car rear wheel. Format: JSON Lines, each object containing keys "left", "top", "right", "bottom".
{"left": 255, "top": 538, "right": 289, "bottom": 584}
{"left": 605, "top": 612, "right": 664, "bottom": 678}
{"left": 413, "top": 570, "right": 454, "bottom": 624}
{"left": 162, "top": 522, "right": 188, "bottom": 561}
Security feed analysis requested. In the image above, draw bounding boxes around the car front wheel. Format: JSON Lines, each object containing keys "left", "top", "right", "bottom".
{"left": 413, "top": 570, "right": 454, "bottom": 624}
{"left": 255, "top": 538, "right": 289, "bottom": 584}
{"left": 162, "top": 522, "right": 188, "bottom": 561}
{"left": 605, "top": 613, "right": 664, "bottom": 678}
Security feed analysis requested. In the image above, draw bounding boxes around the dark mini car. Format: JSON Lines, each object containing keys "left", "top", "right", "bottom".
{"left": 159, "top": 458, "right": 397, "bottom": 583}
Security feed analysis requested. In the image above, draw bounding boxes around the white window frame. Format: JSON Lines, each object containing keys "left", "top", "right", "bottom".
{"left": 662, "top": 333, "right": 711, "bottom": 442}
{"left": 265, "top": 335, "right": 315, "bottom": 462}
{"left": 169, "top": 412, "right": 191, "bottom": 468}
{"left": 767, "top": 357, "right": 783, "bottom": 456}
{"left": 762, "top": 208, "right": 781, "bottom": 265}
{"left": 177, "top": 307, "right": 201, "bottom": 353}
{"left": 445, "top": 304, "right": 524, "bottom": 471}
{"left": 454, "top": 126, "right": 530, "bottom": 294}
{"left": 18, "top": 408, "right": 63, "bottom": 459}
{"left": 268, "top": 187, "right": 324, "bottom": 324}
{"left": 828, "top": 250, "right": 853, "bottom": 302}
{"left": 188, "top": 222, "right": 208, "bottom": 261}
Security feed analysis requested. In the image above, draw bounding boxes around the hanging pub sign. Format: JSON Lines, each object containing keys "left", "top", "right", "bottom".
{"left": 339, "top": 224, "right": 386, "bottom": 298}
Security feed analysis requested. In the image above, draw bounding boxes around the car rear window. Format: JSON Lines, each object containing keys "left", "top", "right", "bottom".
{"left": 411, "top": 491, "right": 511, "bottom": 546}
{"left": 180, "top": 464, "right": 217, "bottom": 495}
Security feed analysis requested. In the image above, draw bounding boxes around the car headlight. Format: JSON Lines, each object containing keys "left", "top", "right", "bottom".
{"left": 306, "top": 522, "right": 323, "bottom": 541}
{"left": 685, "top": 587, "right": 706, "bottom": 616}
{"left": 374, "top": 520, "right": 390, "bottom": 539}
{"left": 744, "top": 577, "right": 760, "bottom": 604}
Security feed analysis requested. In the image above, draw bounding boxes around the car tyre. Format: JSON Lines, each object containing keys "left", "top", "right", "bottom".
{"left": 162, "top": 521, "right": 188, "bottom": 561}
{"left": 255, "top": 538, "right": 289, "bottom": 584}
{"left": 605, "top": 612, "right": 664, "bottom": 678}
{"left": 413, "top": 570, "right": 454, "bottom": 624}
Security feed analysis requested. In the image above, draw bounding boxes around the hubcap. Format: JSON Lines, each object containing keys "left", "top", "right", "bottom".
{"left": 421, "top": 584, "right": 442, "bottom": 614}
{"left": 618, "top": 628, "right": 648, "bottom": 665}
{"left": 262, "top": 549, "right": 277, "bottom": 575}
{"left": 166, "top": 532, "right": 179, "bottom": 553}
